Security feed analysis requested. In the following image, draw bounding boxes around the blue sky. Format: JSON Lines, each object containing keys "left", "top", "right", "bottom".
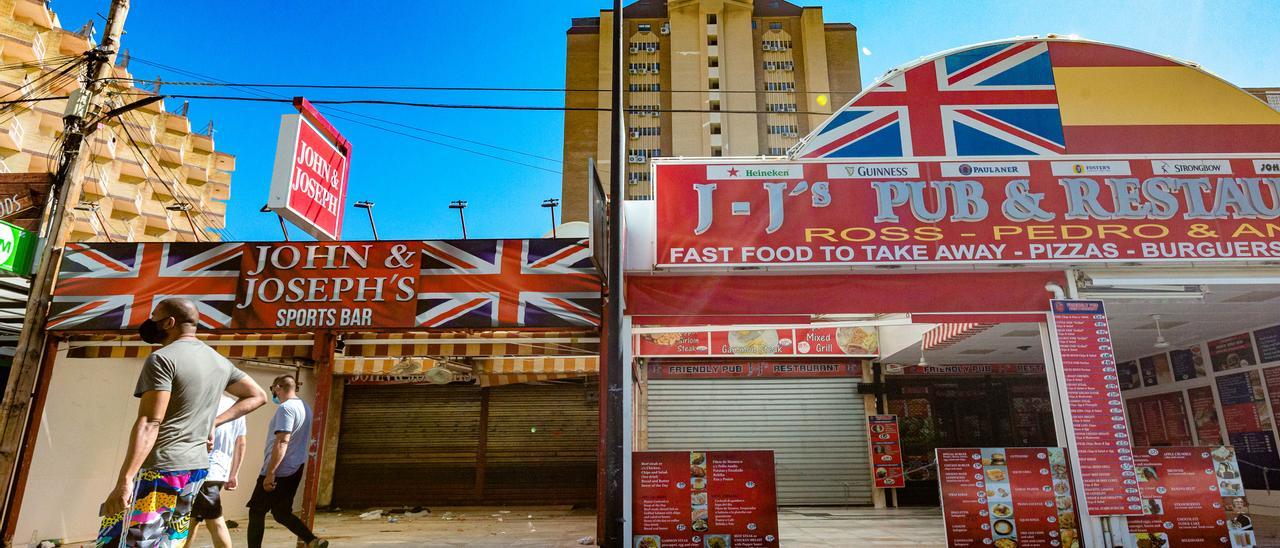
{"left": 48, "top": 0, "right": 1280, "bottom": 242}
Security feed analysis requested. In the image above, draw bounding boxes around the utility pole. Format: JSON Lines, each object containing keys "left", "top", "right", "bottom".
{"left": 603, "top": 0, "right": 625, "bottom": 545}
{"left": 542, "top": 198, "right": 559, "bottom": 238}
{"left": 0, "top": 0, "right": 130, "bottom": 529}
{"left": 449, "top": 200, "right": 468, "bottom": 239}
{"left": 354, "top": 200, "right": 378, "bottom": 240}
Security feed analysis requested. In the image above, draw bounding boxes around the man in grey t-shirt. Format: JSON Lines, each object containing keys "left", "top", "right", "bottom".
{"left": 96, "top": 298, "right": 268, "bottom": 547}
{"left": 246, "top": 375, "right": 327, "bottom": 548}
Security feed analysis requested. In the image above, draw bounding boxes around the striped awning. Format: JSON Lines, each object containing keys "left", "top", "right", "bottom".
{"left": 342, "top": 331, "right": 598, "bottom": 357}
{"left": 922, "top": 323, "right": 995, "bottom": 351}
{"left": 334, "top": 355, "right": 597, "bottom": 387}
{"left": 65, "top": 334, "right": 316, "bottom": 360}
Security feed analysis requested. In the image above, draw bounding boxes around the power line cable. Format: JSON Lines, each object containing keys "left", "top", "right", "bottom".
{"left": 102, "top": 78, "right": 850, "bottom": 96}
{"left": 125, "top": 56, "right": 565, "bottom": 168}
{"left": 133, "top": 93, "right": 834, "bottom": 115}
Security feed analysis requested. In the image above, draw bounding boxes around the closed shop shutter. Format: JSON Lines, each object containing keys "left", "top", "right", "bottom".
{"left": 332, "top": 381, "right": 597, "bottom": 507}
{"left": 485, "top": 382, "right": 597, "bottom": 504}
{"left": 332, "top": 384, "right": 482, "bottom": 507}
{"left": 647, "top": 378, "right": 870, "bottom": 505}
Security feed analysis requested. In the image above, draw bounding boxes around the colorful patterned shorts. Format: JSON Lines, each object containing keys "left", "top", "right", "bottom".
{"left": 96, "top": 468, "right": 208, "bottom": 548}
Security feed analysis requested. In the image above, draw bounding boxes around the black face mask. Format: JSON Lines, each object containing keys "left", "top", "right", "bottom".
{"left": 138, "top": 318, "right": 168, "bottom": 345}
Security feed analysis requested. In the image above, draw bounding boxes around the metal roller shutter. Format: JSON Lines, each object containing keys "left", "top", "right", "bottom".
{"left": 332, "top": 384, "right": 482, "bottom": 507}
{"left": 332, "top": 381, "right": 597, "bottom": 507}
{"left": 484, "top": 382, "right": 597, "bottom": 504}
{"left": 647, "top": 378, "right": 871, "bottom": 505}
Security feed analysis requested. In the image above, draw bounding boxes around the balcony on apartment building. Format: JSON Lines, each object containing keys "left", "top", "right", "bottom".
{"left": 140, "top": 201, "right": 173, "bottom": 236}
{"left": 162, "top": 114, "right": 191, "bottom": 135}
{"left": 89, "top": 132, "right": 117, "bottom": 161}
{"left": 56, "top": 28, "right": 92, "bottom": 56}
{"left": 80, "top": 165, "right": 110, "bottom": 199}
{"left": 107, "top": 184, "right": 143, "bottom": 219}
{"left": 156, "top": 143, "right": 185, "bottom": 168}
{"left": 0, "top": 118, "right": 26, "bottom": 152}
{"left": 12, "top": 0, "right": 56, "bottom": 30}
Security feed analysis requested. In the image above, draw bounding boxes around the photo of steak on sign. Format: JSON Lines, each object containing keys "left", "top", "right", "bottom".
{"left": 654, "top": 159, "right": 1280, "bottom": 268}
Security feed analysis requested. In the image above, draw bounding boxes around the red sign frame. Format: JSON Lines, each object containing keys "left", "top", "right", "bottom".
{"left": 633, "top": 450, "right": 780, "bottom": 548}
{"left": 646, "top": 359, "right": 861, "bottom": 380}
{"left": 868, "top": 415, "right": 904, "bottom": 488}
{"left": 653, "top": 159, "right": 1280, "bottom": 268}
{"left": 268, "top": 97, "right": 352, "bottom": 241}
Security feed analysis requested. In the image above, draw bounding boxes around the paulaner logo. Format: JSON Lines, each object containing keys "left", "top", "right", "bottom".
{"left": 958, "top": 164, "right": 973, "bottom": 176}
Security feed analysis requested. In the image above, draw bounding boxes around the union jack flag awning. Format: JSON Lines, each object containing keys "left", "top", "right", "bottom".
{"left": 797, "top": 40, "right": 1065, "bottom": 159}
{"left": 49, "top": 239, "right": 601, "bottom": 332}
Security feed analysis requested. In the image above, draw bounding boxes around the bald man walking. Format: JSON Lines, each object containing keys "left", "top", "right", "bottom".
{"left": 96, "top": 298, "right": 268, "bottom": 547}
{"left": 247, "top": 375, "right": 327, "bottom": 548}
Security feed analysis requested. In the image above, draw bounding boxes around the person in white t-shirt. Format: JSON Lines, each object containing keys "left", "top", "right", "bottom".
{"left": 189, "top": 395, "right": 248, "bottom": 547}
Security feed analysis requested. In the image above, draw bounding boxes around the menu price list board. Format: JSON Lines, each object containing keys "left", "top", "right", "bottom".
{"left": 937, "top": 447, "right": 1081, "bottom": 548}
{"left": 633, "top": 451, "right": 780, "bottom": 548}
{"left": 868, "top": 415, "right": 904, "bottom": 488}
{"left": 1049, "top": 299, "right": 1142, "bottom": 515}
{"left": 1128, "top": 446, "right": 1255, "bottom": 548}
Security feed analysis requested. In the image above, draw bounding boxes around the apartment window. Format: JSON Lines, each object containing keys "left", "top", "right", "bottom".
{"left": 767, "top": 147, "right": 787, "bottom": 156}
{"left": 711, "top": 147, "right": 723, "bottom": 157}
{"left": 638, "top": 23, "right": 651, "bottom": 32}
{"left": 767, "top": 125, "right": 798, "bottom": 135}
{"left": 708, "top": 36, "right": 718, "bottom": 46}
{"left": 628, "top": 172, "right": 650, "bottom": 183}
{"left": 710, "top": 123, "right": 721, "bottom": 135}
{"left": 766, "top": 103, "right": 797, "bottom": 113}
{"left": 709, "top": 79, "right": 720, "bottom": 90}
{"left": 708, "top": 57, "right": 719, "bottom": 68}
{"left": 707, "top": 14, "right": 717, "bottom": 24}
{"left": 769, "top": 22, "right": 782, "bottom": 30}
{"left": 710, "top": 100, "right": 721, "bottom": 112}
{"left": 629, "top": 126, "right": 661, "bottom": 137}
{"left": 1268, "top": 93, "right": 1280, "bottom": 110}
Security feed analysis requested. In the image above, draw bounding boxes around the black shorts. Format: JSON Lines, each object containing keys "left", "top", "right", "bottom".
{"left": 191, "top": 481, "right": 226, "bottom": 520}
{"left": 247, "top": 469, "right": 304, "bottom": 511}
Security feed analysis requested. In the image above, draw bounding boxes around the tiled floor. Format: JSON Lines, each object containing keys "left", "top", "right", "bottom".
{"left": 208, "top": 506, "right": 1280, "bottom": 547}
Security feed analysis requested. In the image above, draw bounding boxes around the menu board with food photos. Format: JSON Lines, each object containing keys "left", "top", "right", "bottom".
{"left": 937, "top": 447, "right": 1081, "bottom": 548}
{"left": 1118, "top": 360, "right": 1141, "bottom": 390}
{"left": 1128, "top": 446, "right": 1255, "bottom": 548}
{"left": 1188, "top": 386, "right": 1223, "bottom": 445}
{"left": 1257, "top": 325, "right": 1280, "bottom": 364}
{"left": 1127, "top": 393, "right": 1193, "bottom": 447}
{"left": 1215, "top": 371, "right": 1280, "bottom": 490}
{"left": 1140, "top": 354, "right": 1175, "bottom": 386}
{"left": 1209, "top": 333, "right": 1259, "bottom": 371}
{"left": 868, "top": 415, "right": 905, "bottom": 488}
{"left": 633, "top": 450, "right": 780, "bottom": 548}
{"left": 1169, "top": 346, "right": 1207, "bottom": 381}
{"left": 635, "top": 327, "right": 878, "bottom": 357}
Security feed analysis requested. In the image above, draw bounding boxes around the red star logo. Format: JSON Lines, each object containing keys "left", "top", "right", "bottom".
{"left": 727, "top": 167, "right": 739, "bottom": 177}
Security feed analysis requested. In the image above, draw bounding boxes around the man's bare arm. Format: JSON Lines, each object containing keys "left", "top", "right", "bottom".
{"left": 215, "top": 376, "right": 267, "bottom": 427}
{"left": 101, "top": 390, "right": 169, "bottom": 515}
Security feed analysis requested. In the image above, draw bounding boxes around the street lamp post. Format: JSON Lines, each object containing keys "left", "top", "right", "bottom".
{"left": 541, "top": 198, "right": 560, "bottom": 238}
{"left": 448, "top": 200, "right": 468, "bottom": 239}
{"left": 166, "top": 202, "right": 200, "bottom": 241}
{"left": 354, "top": 200, "right": 378, "bottom": 240}
{"left": 260, "top": 204, "right": 289, "bottom": 241}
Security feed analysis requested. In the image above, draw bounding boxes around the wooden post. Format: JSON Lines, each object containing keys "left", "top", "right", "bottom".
{"left": 0, "top": 0, "right": 131, "bottom": 523}
{"left": 301, "top": 332, "right": 336, "bottom": 529}
{"left": 1, "top": 336, "right": 59, "bottom": 544}
{"left": 316, "top": 380, "right": 344, "bottom": 507}
{"left": 475, "top": 387, "right": 490, "bottom": 501}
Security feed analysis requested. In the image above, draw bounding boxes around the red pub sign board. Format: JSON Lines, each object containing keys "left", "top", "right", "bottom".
{"left": 633, "top": 450, "right": 780, "bottom": 548}
{"left": 653, "top": 159, "right": 1280, "bottom": 268}
{"left": 646, "top": 359, "right": 860, "bottom": 380}
{"left": 268, "top": 98, "right": 352, "bottom": 241}
{"left": 48, "top": 239, "right": 600, "bottom": 332}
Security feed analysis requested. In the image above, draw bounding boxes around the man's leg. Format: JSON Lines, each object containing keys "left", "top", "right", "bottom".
{"left": 206, "top": 516, "right": 234, "bottom": 548}
{"left": 267, "top": 470, "right": 318, "bottom": 543}
{"left": 95, "top": 470, "right": 171, "bottom": 547}
{"left": 187, "top": 519, "right": 203, "bottom": 546}
{"left": 247, "top": 507, "right": 269, "bottom": 548}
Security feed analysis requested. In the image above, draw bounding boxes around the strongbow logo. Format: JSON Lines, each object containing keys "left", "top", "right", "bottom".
{"left": 1151, "top": 159, "right": 1231, "bottom": 175}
